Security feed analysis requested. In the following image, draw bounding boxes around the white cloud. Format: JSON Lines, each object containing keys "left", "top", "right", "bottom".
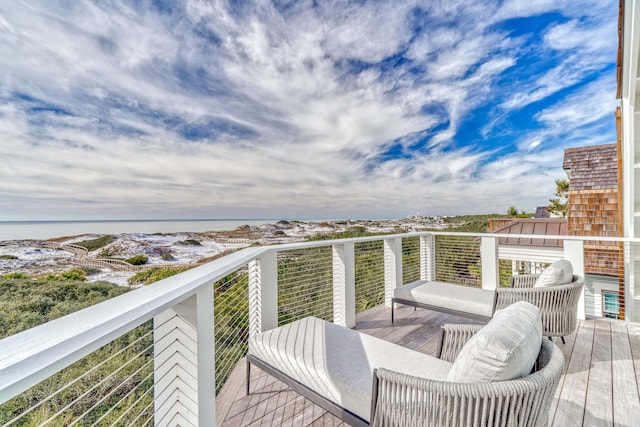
{"left": 0, "top": 0, "right": 619, "bottom": 220}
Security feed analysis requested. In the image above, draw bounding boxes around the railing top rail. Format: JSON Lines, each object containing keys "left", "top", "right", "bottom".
{"left": 258, "top": 231, "right": 640, "bottom": 252}
{"left": 432, "top": 231, "right": 638, "bottom": 243}
{"left": 0, "top": 245, "right": 267, "bottom": 404}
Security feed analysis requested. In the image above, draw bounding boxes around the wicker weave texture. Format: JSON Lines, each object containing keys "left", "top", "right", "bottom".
{"left": 372, "top": 339, "right": 564, "bottom": 427}
{"left": 437, "top": 324, "right": 483, "bottom": 363}
{"left": 496, "top": 276, "right": 584, "bottom": 337}
{"left": 510, "top": 274, "right": 539, "bottom": 288}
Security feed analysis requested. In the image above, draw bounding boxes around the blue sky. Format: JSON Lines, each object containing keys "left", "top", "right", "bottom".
{"left": 0, "top": 0, "right": 618, "bottom": 221}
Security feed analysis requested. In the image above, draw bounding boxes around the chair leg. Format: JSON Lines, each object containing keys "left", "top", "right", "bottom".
{"left": 391, "top": 300, "right": 395, "bottom": 324}
{"left": 548, "top": 336, "right": 553, "bottom": 341}
{"left": 561, "top": 336, "right": 566, "bottom": 344}
{"left": 246, "top": 357, "right": 251, "bottom": 395}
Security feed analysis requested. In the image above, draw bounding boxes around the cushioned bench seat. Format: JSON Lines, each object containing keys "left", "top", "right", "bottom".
{"left": 393, "top": 280, "right": 497, "bottom": 321}
{"left": 248, "top": 316, "right": 452, "bottom": 423}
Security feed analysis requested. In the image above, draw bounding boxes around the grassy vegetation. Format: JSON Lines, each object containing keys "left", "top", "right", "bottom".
{"left": 0, "top": 274, "right": 129, "bottom": 338}
{"left": 0, "top": 273, "right": 149, "bottom": 425}
{"left": 0, "top": 254, "right": 18, "bottom": 260}
{"left": 307, "top": 225, "right": 385, "bottom": 241}
{"left": 74, "top": 235, "right": 116, "bottom": 251}
{"left": 124, "top": 255, "right": 148, "bottom": 265}
{"left": 128, "top": 266, "right": 191, "bottom": 285}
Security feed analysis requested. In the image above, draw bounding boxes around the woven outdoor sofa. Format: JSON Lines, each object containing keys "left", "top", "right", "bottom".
{"left": 392, "top": 259, "right": 584, "bottom": 343}
{"left": 247, "top": 302, "right": 565, "bottom": 427}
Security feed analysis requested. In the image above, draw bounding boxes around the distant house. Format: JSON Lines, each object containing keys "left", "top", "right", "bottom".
{"left": 489, "top": 218, "right": 567, "bottom": 276}
{"left": 563, "top": 144, "right": 623, "bottom": 319}
{"left": 487, "top": 144, "right": 624, "bottom": 320}
{"left": 535, "top": 206, "right": 551, "bottom": 218}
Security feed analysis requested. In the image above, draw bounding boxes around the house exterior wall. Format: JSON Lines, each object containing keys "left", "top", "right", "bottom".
{"left": 563, "top": 144, "right": 625, "bottom": 318}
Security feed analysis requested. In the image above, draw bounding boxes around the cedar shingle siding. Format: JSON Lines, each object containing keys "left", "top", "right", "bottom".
{"left": 563, "top": 144, "right": 622, "bottom": 277}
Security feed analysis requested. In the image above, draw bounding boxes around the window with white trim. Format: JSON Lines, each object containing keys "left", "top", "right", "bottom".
{"left": 602, "top": 290, "right": 621, "bottom": 319}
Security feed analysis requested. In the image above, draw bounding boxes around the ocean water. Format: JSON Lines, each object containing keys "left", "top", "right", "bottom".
{"left": 0, "top": 219, "right": 276, "bottom": 241}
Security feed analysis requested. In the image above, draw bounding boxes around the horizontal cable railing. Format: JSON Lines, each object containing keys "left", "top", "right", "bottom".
{"left": 434, "top": 234, "right": 482, "bottom": 287}
{"left": 1, "top": 323, "right": 153, "bottom": 426}
{"left": 213, "top": 269, "right": 249, "bottom": 394}
{"left": 1, "top": 231, "right": 637, "bottom": 426}
{"left": 354, "top": 240, "right": 385, "bottom": 313}
{"left": 277, "top": 246, "right": 334, "bottom": 324}
{"left": 401, "top": 236, "right": 421, "bottom": 284}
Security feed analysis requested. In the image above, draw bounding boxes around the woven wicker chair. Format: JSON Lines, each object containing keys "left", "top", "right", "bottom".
{"left": 496, "top": 274, "right": 584, "bottom": 343}
{"left": 372, "top": 324, "right": 565, "bottom": 427}
{"left": 248, "top": 317, "right": 565, "bottom": 427}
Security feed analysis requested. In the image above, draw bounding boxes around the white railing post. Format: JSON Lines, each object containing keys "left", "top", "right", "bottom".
{"left": 333, "top": 243, "right": 356, "bottom": 328}
{"left": 481, "top": 236, "right": 499, "bottom": 290}
{"left": 625, "top": 241, "right": 636, "bottom": 322}
{"left": 384, "top": 238, "right": 403, "bottom": 306}
{"left": 248, "top": 250, "right": 278, "bottom": 336}
{"left": 564, "top": 239, "right": 586, "bottom": 320}
{"left": 154, "top": 285, "right": 215, "bottom": 427}
{"left": 420, "top": 234, "right": 435, "bottom": 281}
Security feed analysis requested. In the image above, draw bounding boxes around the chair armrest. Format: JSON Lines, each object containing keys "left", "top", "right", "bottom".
{"left": 436, "top": 324, "right": 483, "bottom": 363}
{"left": 496, "top": 282, "right": 583, "bottom": 311}
{"left": 511, "top": 274, "right": 539, "bottom": 288}
{"left": 496, "top": 280, "right": 584, "bottom": 337}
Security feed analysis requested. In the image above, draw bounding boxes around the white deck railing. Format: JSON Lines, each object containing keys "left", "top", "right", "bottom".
{"left": 0, "top": 231, "right": 637, "bottom": 426}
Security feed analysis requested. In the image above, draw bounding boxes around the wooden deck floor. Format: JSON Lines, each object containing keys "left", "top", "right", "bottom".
{"left": 215, "top": 305, "right": 640, "bottom": 426}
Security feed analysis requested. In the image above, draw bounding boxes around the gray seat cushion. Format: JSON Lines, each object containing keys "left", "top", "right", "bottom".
{"left": 394, "top": 280, "right": 495, "bottom": 318}
{"left": 248, "top": 316, "right": 452, "bottom": 422}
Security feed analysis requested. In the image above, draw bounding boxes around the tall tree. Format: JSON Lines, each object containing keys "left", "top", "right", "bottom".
{"left": 548, "top": 178, "right": 569, "bottom": 217}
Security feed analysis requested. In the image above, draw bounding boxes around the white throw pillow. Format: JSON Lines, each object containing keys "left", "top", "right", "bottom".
{"left": 447, "top": 301, "right": 542, "bottom": 383}
{"left": 534, "top": 259, "right": 573, "bottom": 288}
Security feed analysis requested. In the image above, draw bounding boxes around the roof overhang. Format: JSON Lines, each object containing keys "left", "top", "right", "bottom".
{"left": 498, "top": 245, "right": 564, "bottom": 263}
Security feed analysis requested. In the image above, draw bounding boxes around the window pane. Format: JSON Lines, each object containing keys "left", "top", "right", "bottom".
{"left": 602, "top": 291, "right": 620, "bottom": 313}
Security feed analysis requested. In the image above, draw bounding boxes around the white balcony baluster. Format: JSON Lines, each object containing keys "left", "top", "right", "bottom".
{"left": 384, "top": 238, "right": 403, "bottom": 306}
{"left": 248, "top": 251, "right": 278, "bottom": 336}
{"left": 420, "top": 234, "right": 436, "bottom": 281}
{"left": 332, "top": 243, "right": 356, "bottom": 328}
{"left": 153, "top": 285, "right": 215, "bottom": 426}
{"left": 481, "top": 236, "right": 499, "bottom": 290}
{"left": 563, "top": 240, "right": 586, "bottom": 320}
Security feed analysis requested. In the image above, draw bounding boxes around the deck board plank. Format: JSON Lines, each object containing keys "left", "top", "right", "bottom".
{"left": 627, "top": 323, "right": 640, "bottom": 400}
{"left": 217, "top": 304, "right": 637, "bottom": 426}
{"left": 611, "top": 320, "right": 640, "bottom": 426}
{"left": 551, "top": 320, "right": 593, "bottom": 427}
{"left": 583, "top": 320, "right": 613, "bottom": 426}
{"left": 547, "top": 328, "right": 578, "bottom": 426}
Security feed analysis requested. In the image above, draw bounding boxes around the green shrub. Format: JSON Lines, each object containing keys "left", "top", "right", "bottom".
{"left": 60, "top": 269, "right": 87, "bottom": 281}
{"left": 307, "top": 226, "right": 382, "bottom": 241}
{"left": 0, "top": 277, "right": 129, "bottom": 338}
{"left": 128, "top": 266, "right": 191, "bottom": 286}
{"left": 3, "top": 272, "right": 28, "bottom": 279}
{"left": 74, "top": 235, "right": 116, "bottom": 251}
{"left": 125, "top": 255, "right": 148, "bottom": 265}
{"left": 80, "top": 267, "right": 102, "bottom": 275}
{"left": 0, "top": 255, "right": 18, "bottom": 260}
{"left": 0, "top": 277, "right": 138, "bottom": 424}
{"left": 98, "top": 249, "right": 113, "bottom": 258}
{"left": 161, "top": 253, "right": 174, "bottom": 261}
{"left": 177, "top": 239, "right": 201, "bottom": 246}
